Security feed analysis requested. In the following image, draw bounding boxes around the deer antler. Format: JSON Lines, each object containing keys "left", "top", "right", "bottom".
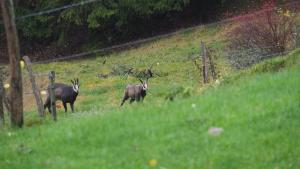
{"left": 136, "top": 77, "right": 143, "bottom": 83}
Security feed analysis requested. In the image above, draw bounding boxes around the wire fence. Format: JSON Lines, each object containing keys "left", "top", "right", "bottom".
{"left": 16, "top": 0, "right": 100, "bottom": 21}
{"left": 0, "top": 45, "right": 296, "bottom": 123}
{"left": 0, "top": 0, "right": 100, "bottom": 25}
{"left": 1, "top": 0, "right": 300, "bottom": 121}
{"left": 4, "top": 43, "right": 292, "bottom": 95}
{"left": 0, "top": 41, "right": 292, "bottom": 114}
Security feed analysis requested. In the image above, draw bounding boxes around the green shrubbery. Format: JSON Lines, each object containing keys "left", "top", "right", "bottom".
{"left": 6, "top": 0, "right": 267, "bottom": 54}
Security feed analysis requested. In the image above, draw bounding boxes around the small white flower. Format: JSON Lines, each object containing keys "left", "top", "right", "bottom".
{"left": 4, "top": 83, "right": 10, "bottom": 89}
{"left": 40, "top": 90, "right": 47, "bottom": 95}
{"left": 7, "top": 132, "right": 12, "bottom": 137}
{"left": 191, "top": 103, "right": 196, "bottom": 108}
{"left": 20, "top": 60, "right": 25, "bottom": 69}
{"left": 215, "top": 79, "right": 220, "bottom": 85}
{"left": 157, "top": 62, "right": 160, "bottom": 65}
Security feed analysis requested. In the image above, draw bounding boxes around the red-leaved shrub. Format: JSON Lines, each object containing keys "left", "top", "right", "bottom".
{"left": 227, "top": 0, "right": 298, "bottom": 68}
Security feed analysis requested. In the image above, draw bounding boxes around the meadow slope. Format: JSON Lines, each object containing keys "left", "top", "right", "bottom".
{"left": 0, "top": 50, "right": 299, "bottom": 169}
{"left": 19, "top": 23, "right": 231, "bottom": 115}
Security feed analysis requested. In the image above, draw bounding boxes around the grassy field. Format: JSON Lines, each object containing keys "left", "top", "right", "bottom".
{"left": 1, "top": 21, "right": 300, "bottom": 168}
{"left": 17, "top": 23, "right": 231, "bottom": 117}
{"left": 0, "top": 50, "right": 299, "bottom": 169}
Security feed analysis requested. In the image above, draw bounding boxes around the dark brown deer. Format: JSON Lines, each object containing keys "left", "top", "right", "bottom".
{"left": 44, "top": 78, "right": 79, "bottom": 113}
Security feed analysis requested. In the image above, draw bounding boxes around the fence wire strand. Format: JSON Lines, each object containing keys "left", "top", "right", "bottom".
{"left": 18, "top": 0, "right": 100, "bottom": 21}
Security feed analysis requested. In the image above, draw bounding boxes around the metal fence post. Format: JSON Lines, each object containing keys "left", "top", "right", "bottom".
{"left": 48, "top": 71, "right": 56, "bottom": 121}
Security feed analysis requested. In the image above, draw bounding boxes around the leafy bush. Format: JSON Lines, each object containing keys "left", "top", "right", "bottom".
{"left": 9, "top": 0, "right": 269, "bottom": 53}
{"left": 15, "top": 0, "right": 191, "bottom": 47}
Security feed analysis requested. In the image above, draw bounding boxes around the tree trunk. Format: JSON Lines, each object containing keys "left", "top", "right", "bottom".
{"left": 0, "top": 67, "right": 4, "bottom": 125}
{"left": 1, "top": 0, "right": 23, "bottom": 127}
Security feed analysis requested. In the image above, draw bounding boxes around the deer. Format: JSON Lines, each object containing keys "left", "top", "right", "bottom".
{"left": 44, "top": 78, "right": 79, "bottom": 113}
{"left": 120, "top": 78, "right": 149, "bottom": 106}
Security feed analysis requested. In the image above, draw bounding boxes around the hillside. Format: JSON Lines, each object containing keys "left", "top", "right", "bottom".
{"left": 19, "top": 23, "right": 230, "bottom": 115}
{"left": 1, "top": 6, "right": 300, "bottom": 168}
{"left": 0, "top": 50, "right": 299, "bottom": 169}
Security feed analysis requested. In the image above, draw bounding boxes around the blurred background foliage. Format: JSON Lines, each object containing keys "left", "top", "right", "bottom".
{"left": 0, "top": 0, "right": 290, "bottom": 59}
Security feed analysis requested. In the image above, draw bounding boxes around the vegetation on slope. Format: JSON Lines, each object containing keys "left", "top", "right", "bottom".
{"left": 16, "top": 23, "right": 229, "bottom": 117}
{"left": 9, "top": 0, "right": 263, "bottom": 48}
{"left": 0, "top": 50, "right": 299, "bottom": 169}
{"left": 1, "top": 5, "right": 300, "bottom": 166}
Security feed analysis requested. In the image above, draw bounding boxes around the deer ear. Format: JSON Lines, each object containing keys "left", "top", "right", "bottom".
{"left": 71, "top": 80, "right": 74, "bottom": 85}
{"left": 76, "top": 78, "right": 80, "bottom": 86}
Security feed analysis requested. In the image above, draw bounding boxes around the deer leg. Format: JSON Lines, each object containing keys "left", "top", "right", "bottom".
{"left": 120, "top": 100, "right": 125, "bottom": 106}
{"left": 63, "top": 101, "right": 67, "bottom": 112}
{"left": 70, "top": 102, "right": 74, "bottom": 112}
{"left": 44, "top": 97, "right": 51, "bottom": 113}
{"left": 135, "top": 94, "right": 141, "bottom": 102}
{"left": 47, "top": 104, "right": 51, "bottom": 114}
{"left": 129, "top": 98, "right": 135, "bottom": 104}
{"left": 120, "top": 96, "right": 128, "bottom": 107}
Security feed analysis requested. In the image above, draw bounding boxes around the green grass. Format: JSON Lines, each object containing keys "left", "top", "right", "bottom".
{"left": 1, "top": 59, "right": 299, "bottom": 169}
{"left": 222, "top": 49, "right": 300, "bottom": 85}
{"left": 14, "top": 22, "right": 231, "bottom": 116}
{"left": 1, "top": 22, "right": 300, "bottom": 169}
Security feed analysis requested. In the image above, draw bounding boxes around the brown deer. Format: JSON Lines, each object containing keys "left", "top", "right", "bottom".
{"left": 120, "top": 78, "right": 148, "bottom": 106}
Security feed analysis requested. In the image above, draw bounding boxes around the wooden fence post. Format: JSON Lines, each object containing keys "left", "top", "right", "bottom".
{"left": 1, "top": 0, "right": 23, "bottom": 127}
{"left": 207, "top": 48, "right": 218, "bottom": 80}
{"left": 0, "top": 67, "right": 4, "bottom": 126}
{"left": 23, "top": 56, "right": 44, "bottom": 118}
{"left": 201, "top": 41, "right": 209, "bottom": 84}
{"left": 48, "top": 71, "right": 57, "bottom": 121}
